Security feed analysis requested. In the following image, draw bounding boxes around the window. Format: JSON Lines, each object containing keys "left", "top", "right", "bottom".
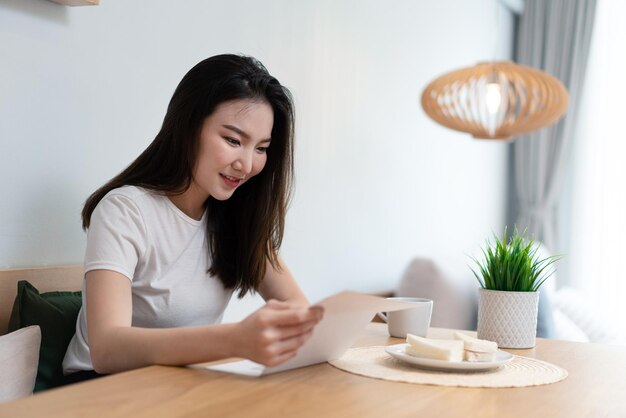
{"left": 562, "top": 0, "right": 626, "bottom": 337}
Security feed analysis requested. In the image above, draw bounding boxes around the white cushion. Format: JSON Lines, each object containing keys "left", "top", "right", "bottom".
{"left": 0, "top": 326, "right": 41, "bottom": 403}
{"left": 395, "top": 258, "right": 477, "bottom": 331}
{"left": 394, "top": 253, "right": 557, "bottom": 338}
{"left": 552, "top": 308, "right": 590, "bottom": 342}
{"left": 553, "top": 287, "right": 625, "bottom": 344}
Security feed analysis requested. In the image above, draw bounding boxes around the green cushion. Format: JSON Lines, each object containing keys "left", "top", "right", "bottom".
{"left": 8, "top": 280, "right": 82, "bottom": 392}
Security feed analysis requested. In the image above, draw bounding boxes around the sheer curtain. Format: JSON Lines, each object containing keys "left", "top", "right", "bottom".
{"left": 562, "top": 0, "right": 626, "bottom": 335}
{"left": 512, "top": 0, "right": 596, "bottom": 253}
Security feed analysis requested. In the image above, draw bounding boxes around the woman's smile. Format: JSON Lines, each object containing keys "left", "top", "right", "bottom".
{"left": 220, "top": 173, "right": 242, "bottom": 188}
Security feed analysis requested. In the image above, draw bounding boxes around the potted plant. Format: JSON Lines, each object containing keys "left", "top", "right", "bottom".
{"left": 470, "top": 227, "right": 561, "bottom": 348}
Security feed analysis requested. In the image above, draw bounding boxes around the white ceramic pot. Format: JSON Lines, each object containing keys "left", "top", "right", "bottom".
{"left": 477, "top": 288, "right": 539, "bottom": 349}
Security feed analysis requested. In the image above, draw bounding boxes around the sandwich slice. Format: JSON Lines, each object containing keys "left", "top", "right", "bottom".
{"left": 405, "top": 333, "right": 464, "bottom": 362}
{"left": 453, "top": 331, "right": 498, "bottom": 362}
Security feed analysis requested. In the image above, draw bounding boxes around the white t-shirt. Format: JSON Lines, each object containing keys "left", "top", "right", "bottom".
{"left": 63, "top": 186, "right": 233, "bottom": 374}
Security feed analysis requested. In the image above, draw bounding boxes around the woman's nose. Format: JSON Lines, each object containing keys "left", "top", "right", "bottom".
{"left": 232, "top": 151, "right": 253, "bottom": 175}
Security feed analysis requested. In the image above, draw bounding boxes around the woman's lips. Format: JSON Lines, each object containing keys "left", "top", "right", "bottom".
{"left": 220, "top": 174, "right": 241, "bottom": 188}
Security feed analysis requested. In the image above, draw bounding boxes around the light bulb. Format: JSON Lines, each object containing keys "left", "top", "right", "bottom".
{"left": 485, "top": 82, "right": 502, "bottom": 114}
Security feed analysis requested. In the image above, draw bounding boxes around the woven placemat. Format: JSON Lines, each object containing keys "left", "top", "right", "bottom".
{"left": 329, "top": 346, "right": 568, "bottom": 388}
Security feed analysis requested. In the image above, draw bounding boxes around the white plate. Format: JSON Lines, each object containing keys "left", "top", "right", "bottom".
{"left": 385, "top": 343, "right": 513, "bottom": 372}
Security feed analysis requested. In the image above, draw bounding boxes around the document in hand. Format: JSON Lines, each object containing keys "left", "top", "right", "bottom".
{"left": 192, "top": 291, "right": 414, "bottom": 376}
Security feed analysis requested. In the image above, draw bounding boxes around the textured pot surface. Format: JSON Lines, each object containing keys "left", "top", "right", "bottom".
{"left": 477, "top": 288, "right": 539, "bottom": 348}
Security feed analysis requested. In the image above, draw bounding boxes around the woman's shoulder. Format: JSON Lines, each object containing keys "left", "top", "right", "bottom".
{"left": 99, "top": 186, "right": 167, "bottom": 212}
{"left": 104, "top": 185, "right": 150, "bottom": 199}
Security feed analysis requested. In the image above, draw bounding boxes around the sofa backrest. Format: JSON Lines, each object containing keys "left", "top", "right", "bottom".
{"left": 0, "top": 265, "right": 83, "bottom": 335}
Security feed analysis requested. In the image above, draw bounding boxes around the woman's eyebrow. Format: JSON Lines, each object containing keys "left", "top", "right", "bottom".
{"left": 223, "top": 124, "right": 249, "bottom": 138}
{"left": 223, "top": 124, "right": 271, "bottom": 143}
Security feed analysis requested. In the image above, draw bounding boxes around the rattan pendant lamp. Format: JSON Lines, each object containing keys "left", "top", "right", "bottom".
{"left": 421, "top": 61, "right": 569, "bottom": 140}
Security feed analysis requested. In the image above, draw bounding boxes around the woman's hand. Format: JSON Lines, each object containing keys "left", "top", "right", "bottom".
{"left": 234, "top": 300, "right": 324, "bottom": 367}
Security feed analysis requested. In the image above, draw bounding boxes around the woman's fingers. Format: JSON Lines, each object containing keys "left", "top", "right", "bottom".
{"left": 265, "top": 299, "right": 323, "bottom": 317}
{"left": 242, "top": 302, "right": 324, "bottom": 366}
{"left": 258, "top": 319, "right": 316, "bottom": 346}
{"left": 276, "top": 318, "right": 319, "bottom": 339}
{"left": 259, "top": 329, "right": 314, "bottom": 366}
{"left": 263, "top": 305, "right": 324, "bottom": 327}
{"left": 263, "top": 348, "right": 299, "bottom": 367}
{"left": 271, "top": 329, "right": 314, "bottom": 355}
{"left": 264, "top": 299, "right": 294, "bottom": 309}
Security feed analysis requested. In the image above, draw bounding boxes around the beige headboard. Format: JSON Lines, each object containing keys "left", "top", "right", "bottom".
{"left": 0, "top": 265, "right": 83, "bottom": 335}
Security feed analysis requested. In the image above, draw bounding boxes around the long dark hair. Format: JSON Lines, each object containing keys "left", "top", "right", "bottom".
{"left": 82, "top": 54, "right": 295, "bottom": 297}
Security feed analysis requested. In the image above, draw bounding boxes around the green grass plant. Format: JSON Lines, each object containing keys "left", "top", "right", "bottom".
{"left": 470, "top": 227, "right": 561, "bottom": 292}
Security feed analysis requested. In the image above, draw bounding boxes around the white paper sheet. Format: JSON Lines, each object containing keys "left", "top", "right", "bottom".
{"left": 196, "top": 291, "right": 413, "bottom": 376}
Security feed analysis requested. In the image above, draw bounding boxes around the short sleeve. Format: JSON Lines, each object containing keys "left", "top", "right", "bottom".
{"left": 84, "top": 194, "right": 148, "bottom": 281}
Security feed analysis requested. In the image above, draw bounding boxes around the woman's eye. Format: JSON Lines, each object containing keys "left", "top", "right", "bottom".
{"left": 224, "top": 137, "right": 240, "bottom": 146}
{"left": 256, "top": 146, "right": 268, "bottom": 154}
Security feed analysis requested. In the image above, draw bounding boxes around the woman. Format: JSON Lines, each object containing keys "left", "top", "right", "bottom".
{"left": 62, "top": 54, "right": 323, "bottom": 383}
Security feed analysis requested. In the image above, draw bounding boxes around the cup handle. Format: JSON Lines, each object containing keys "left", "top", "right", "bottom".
{"left": 376, "top": 312, "right": 388, "bottom": 323}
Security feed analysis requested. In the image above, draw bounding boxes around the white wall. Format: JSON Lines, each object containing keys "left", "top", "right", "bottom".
{"left": 0, "top": 0, "right": 513, "bottom": 321}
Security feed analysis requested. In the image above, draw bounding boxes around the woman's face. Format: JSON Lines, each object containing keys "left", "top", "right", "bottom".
{"left": 192, "top": 98, "right": 274, "bottom": 201}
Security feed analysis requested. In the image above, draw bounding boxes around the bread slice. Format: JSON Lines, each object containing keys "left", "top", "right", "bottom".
{"left": 464, "top": 350, "right": 497, "bottom": 362}
{"left": 405, "top": 334, "right": 464, "bottom": 362}
{"left": 453, "top": 331, "right": 498, "bottom": 353}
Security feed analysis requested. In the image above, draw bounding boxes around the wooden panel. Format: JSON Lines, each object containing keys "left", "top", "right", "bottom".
{"left": 48, "top": 0, "right": 99, "bottom": 6}
{"left": 0, "top": 265, "right": 83, "bottom": 335}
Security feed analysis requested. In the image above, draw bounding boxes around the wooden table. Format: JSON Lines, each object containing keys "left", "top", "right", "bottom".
{"left": 1, "top": 323, "right": 625, "bottom": 417}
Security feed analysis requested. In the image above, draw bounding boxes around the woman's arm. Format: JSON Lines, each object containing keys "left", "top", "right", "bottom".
{"left": 86, "top": 269, "right": 322, "bottom": 374}
{"left": 258, "top": 255, "right": 309, "bottom": 305}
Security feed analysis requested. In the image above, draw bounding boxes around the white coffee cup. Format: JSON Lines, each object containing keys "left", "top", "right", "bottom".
{"left": 377, "top": 297, "right": 433, "bottom": 338}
